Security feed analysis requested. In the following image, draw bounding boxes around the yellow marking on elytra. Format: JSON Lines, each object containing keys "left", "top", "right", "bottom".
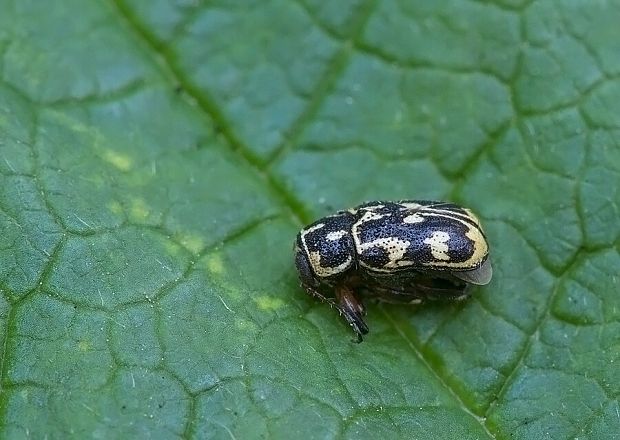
{"left": 358, "top": 237, "right": 411, "bottom": 269}
{"left": 424, "top": 231, "right": 451, "bottom": 261}
{"left": 465, "top": 226, "right": 488, "bottom": 264}
{"left": 101, "top": 149, "right": 132, "bottom": 171}
{"left": 308, "top": 250, "right": 322, "bottom": 273}
{"left": 301, "top": 222, "right": 334, "bottom": 276}
{"left": 421, "top": 208, "right": 479, "bottom": 228}
{"left": 414, "top": 206, "right": 488, "bottom": 269}
{"left": 351, "top": 210, "right": 386, "bottom": 251}
{"left": 78, "top": 340, "right": 92, "bottom": 351}
{"left": 129, "top": 198, "right": 150, "bottom": 222}
{"left": 309, "top": 251, "right": 352, "bottom": 277}
{"left": 422, "top": 224, "right": 488, "bottom": 269}
{"left": 359, "top": 211, "right": 386, "bottom": 222}
{"left": 254, "top": 295, "right": 285, "bottom": 311}
{"left": 352, "top": 210, "right": 409, "bottom": 272}
{"left": 300, "top": 223, "right": 324, "bottom": 250}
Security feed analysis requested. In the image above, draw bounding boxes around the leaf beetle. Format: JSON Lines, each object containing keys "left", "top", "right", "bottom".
{"left": 294, "top": 200, "right": 492, "bottom": 342}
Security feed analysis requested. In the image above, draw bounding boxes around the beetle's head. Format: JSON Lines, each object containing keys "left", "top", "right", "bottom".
{"left": 294, "top": 238, "right": 321, "bottom": 289}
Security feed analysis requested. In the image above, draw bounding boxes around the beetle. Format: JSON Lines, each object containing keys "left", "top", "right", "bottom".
{"left": 294, "top": 200, "right": 492, "bottom": 342}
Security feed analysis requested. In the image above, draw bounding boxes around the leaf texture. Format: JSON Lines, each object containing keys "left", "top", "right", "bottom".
{"left": 0, "top": 0, "right": 619, "bottom": 438}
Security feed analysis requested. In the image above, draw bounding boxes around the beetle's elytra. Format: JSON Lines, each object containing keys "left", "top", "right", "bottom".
{"left": 294, "top": 200, "right": 492, "bottom": 342}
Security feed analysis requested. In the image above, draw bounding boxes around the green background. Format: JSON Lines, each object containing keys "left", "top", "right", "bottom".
{"left": 1, "top": 0, "right": 620, "bottom": 438}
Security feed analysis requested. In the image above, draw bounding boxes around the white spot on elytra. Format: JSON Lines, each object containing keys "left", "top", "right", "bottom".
{"left": 403, "top": 213, "right": 425, "bottom": 224}
{"left": 326, "top": 230, "right": 347, "bottom": 241}
{"left": 424, "top": 231, "right": 451, "bottom": 261}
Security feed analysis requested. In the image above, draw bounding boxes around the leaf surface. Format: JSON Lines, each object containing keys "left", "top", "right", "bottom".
{"left": 1, "top": 0, "right": 619, "bottom": 438}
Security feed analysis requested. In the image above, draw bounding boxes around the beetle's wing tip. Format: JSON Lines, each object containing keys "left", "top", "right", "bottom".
{"left": 454, "top": 258, "right": 492, "bottom": 285}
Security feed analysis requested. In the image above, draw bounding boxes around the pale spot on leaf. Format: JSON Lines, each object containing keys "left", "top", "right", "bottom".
{"left": 129, "top": 198, "right": 150, "bottom": 222}
{"left": 179, "top": 232, "right": 204, "bottom": 255}
{"left": 254, "top": 295, "right": 284, "bottom": 311}
{"left": 108, "top": 200, "right": 123, "bottom": 216}
{"left": 101, "top": 149, "right": 132, "bottom": 171}
{"left": 206, "top": 253, "right": 225, "bottom": 275}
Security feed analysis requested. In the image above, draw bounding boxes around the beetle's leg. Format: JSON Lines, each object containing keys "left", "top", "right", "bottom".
{"left": 361, "top": 285, "right": 424, "bottom": 304}
{"left": 362, "top": 283, "right": 471, "bottom": 303}
{"left": 301, "top": 283, "right": 339, "bottom": 309}
{"left": 335, "top": 284, "right": 369, "bottom": 343}
{"left": 301, "top": 282, "right": 367, "bottom": 341}
{"left": 302, "top": 283, "right": 365, "bottom": 342}
{"left": 400, "top": 282, "right": 472, "bottom": 301}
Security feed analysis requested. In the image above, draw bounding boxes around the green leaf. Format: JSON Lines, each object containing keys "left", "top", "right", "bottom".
{"left": 1, "top": 0, "right": 619, "bottom": 438}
